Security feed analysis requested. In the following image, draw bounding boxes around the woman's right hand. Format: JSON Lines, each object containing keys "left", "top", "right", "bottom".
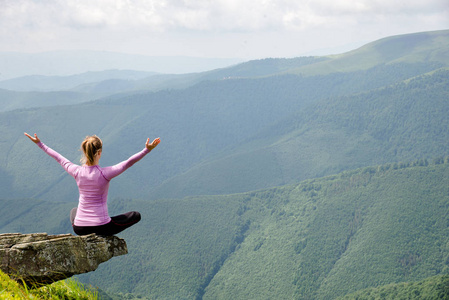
{"left": 24, "top": 132, "right": 41, "bottom": 144}
{"left": 146, "top": 137, "right": 160, "bottom": 151}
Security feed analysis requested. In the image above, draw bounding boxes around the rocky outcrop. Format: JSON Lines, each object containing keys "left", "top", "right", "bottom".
{"left": 0, "top": 233, "right": 127, "bottom": 286}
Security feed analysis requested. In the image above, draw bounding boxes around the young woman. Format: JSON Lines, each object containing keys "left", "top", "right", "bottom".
{"left": 24, "top": 132, "right": 160, "bottom": 236}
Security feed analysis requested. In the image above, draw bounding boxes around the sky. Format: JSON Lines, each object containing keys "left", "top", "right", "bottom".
{"left": 0, "top": 0, "right": 448, "bottom": 60}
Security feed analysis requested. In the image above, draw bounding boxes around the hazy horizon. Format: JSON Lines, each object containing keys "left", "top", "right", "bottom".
{"left": 0, "top": 38, "right": 370, "bottom": 79}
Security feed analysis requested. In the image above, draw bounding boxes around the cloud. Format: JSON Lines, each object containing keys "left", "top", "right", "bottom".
{"left": 1, "top": 0, "right": 447, "bottom": 33}
{"left": 0, "top": 0, "right": 447, "bottom": 58}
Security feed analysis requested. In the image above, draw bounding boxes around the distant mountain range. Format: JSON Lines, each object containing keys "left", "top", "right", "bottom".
{"left": 0, "top": 50, "right": 244, "bottom": 80}
{"left": 0, "top": 69, "right": 156, "bottom": 92}
{"left": 1, "top": 29, "right": 447, "bottom": 202}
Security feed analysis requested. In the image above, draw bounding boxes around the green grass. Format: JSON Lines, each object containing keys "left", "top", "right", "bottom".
{"left": 0, "top": 270, "right": 98, "bottom": 300}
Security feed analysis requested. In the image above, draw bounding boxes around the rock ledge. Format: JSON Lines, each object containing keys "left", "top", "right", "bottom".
{"left": 0, "top": 232, "right": 127, "bottom": 285}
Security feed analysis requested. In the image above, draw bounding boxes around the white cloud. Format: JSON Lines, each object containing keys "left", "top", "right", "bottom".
{"left": 0, "top": 0, "right": 447, "bottom": 58}
{"left": 1, "top": 0, "right": 445, "bottom": 32}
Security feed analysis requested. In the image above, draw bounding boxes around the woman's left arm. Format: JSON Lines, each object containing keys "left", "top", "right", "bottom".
{"left": 24, "top": 132, "right": 79, "bottom": 177}
{"left": 24, "top": 132, "right": 40, "bottom": 144}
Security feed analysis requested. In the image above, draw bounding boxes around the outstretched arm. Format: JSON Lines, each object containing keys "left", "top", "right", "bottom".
{"left": 24, "top": 132, "right": 78, "bottom": 177}
{"left": 103, "top": 137, "right": 161, "bottom": 180}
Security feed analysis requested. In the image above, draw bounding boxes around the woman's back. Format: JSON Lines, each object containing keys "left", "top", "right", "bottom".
{"left": 75, "top": 165, "right": 111, "bottom": 226}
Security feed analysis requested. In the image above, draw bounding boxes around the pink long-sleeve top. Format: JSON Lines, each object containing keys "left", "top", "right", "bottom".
{"left": 37, "top": 142, "right": 150, "bottom": 226}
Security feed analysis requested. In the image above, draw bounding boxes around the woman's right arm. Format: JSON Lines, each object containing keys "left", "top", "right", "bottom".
{"left": 102, "top": 137, "right": 160, "bottom": 180}
{"left": 24, "top": 132, "right": 79, "bottom": 177}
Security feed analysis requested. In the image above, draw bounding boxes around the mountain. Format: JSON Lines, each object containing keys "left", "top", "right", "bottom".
{"left": 2, "top": 64, "right": 444, "bottom": 202}
{"left": 0, "top": 70, "right": 155, "bottom": 92}
{"left": 150, "top": 68, "right": 449, "bottom": 199}
{"left": 287, "top": 29, "right": 449, "bottom": 75}
{"left": 5, "top": 30, "right": 447, "bottom": 94}
{"left": 0, "top": 50, "right": 243, "bottom": 80}
{"left": 0, "top": 57, "right": 327, "bottom": 112}
{"left": 0, "top": 89, "right": 95, "bottom": 112}
{"left": 50, "top": 30, "right": 449, "bottom": 95}
{"left": 1, "top": 160, "right": 448, "bottom": 298}
{"left": 1, "top": 30, "right": 446, "bottom": 109}
{"left": 0, "top": 70, "right": 160, "bottom": 113}
{"left": 0, "top": 56, "right": 328, "bottom": 98}
{"left": 130, "top": 30, "right": 449, "bottom": 93}
{"left": 0, "top": 30, "right": 447, "bottom": 202}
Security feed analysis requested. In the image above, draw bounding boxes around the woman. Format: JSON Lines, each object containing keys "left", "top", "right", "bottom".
{"left": 24, "top": 132, "right": 160, "bottom": 236}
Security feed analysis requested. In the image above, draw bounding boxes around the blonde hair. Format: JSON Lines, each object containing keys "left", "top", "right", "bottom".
{"left": 80, "top": 135, "right": 102, "bottom": 166}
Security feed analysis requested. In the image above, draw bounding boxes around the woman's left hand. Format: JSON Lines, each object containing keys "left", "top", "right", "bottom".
{"left": 24, "top": 132, "right": 41, "bottom": 144}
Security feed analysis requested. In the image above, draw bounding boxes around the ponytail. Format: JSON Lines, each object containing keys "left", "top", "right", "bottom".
{"left": 80, "top": 135, "right": 102, "bottom": 166}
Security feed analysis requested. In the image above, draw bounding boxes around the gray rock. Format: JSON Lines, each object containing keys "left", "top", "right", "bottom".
{"left": 0, "top": 232, "right": 127, "bottom": 286}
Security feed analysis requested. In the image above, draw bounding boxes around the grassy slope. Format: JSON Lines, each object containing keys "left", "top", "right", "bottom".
{"left": 289, "top": 30, "right": 449, "bottom": 75}
{"left": 0, "top": 270, "right": 98, "bottom": 300}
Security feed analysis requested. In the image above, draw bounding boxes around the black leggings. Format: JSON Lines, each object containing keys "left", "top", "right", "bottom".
{"left": 70, "top": 208, "right": 141, "bottom": 236}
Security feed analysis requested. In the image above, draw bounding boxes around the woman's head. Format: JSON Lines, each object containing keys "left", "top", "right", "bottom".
{"left": 81, "top": 135, "right": 102, "bottom": 166}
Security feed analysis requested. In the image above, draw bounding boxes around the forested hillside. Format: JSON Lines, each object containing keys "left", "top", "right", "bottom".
{"left": 339, "top": 274, "right": 449, "bottom": 299}
{"left": 1, "top": 160, "right": 448, "bottom": 298}
{"left": 150, "top": 69, "right": 449, "bottom": 199}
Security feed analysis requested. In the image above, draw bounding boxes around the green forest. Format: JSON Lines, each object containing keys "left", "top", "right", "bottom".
{"left": 2, "top": 158, "right": 449, "bottom": 299}
{"left": 1, "top": 30, "right": 449, "bottom": 299}
{"left": 340, "top": 274, "right": 449, "bottom": 299}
